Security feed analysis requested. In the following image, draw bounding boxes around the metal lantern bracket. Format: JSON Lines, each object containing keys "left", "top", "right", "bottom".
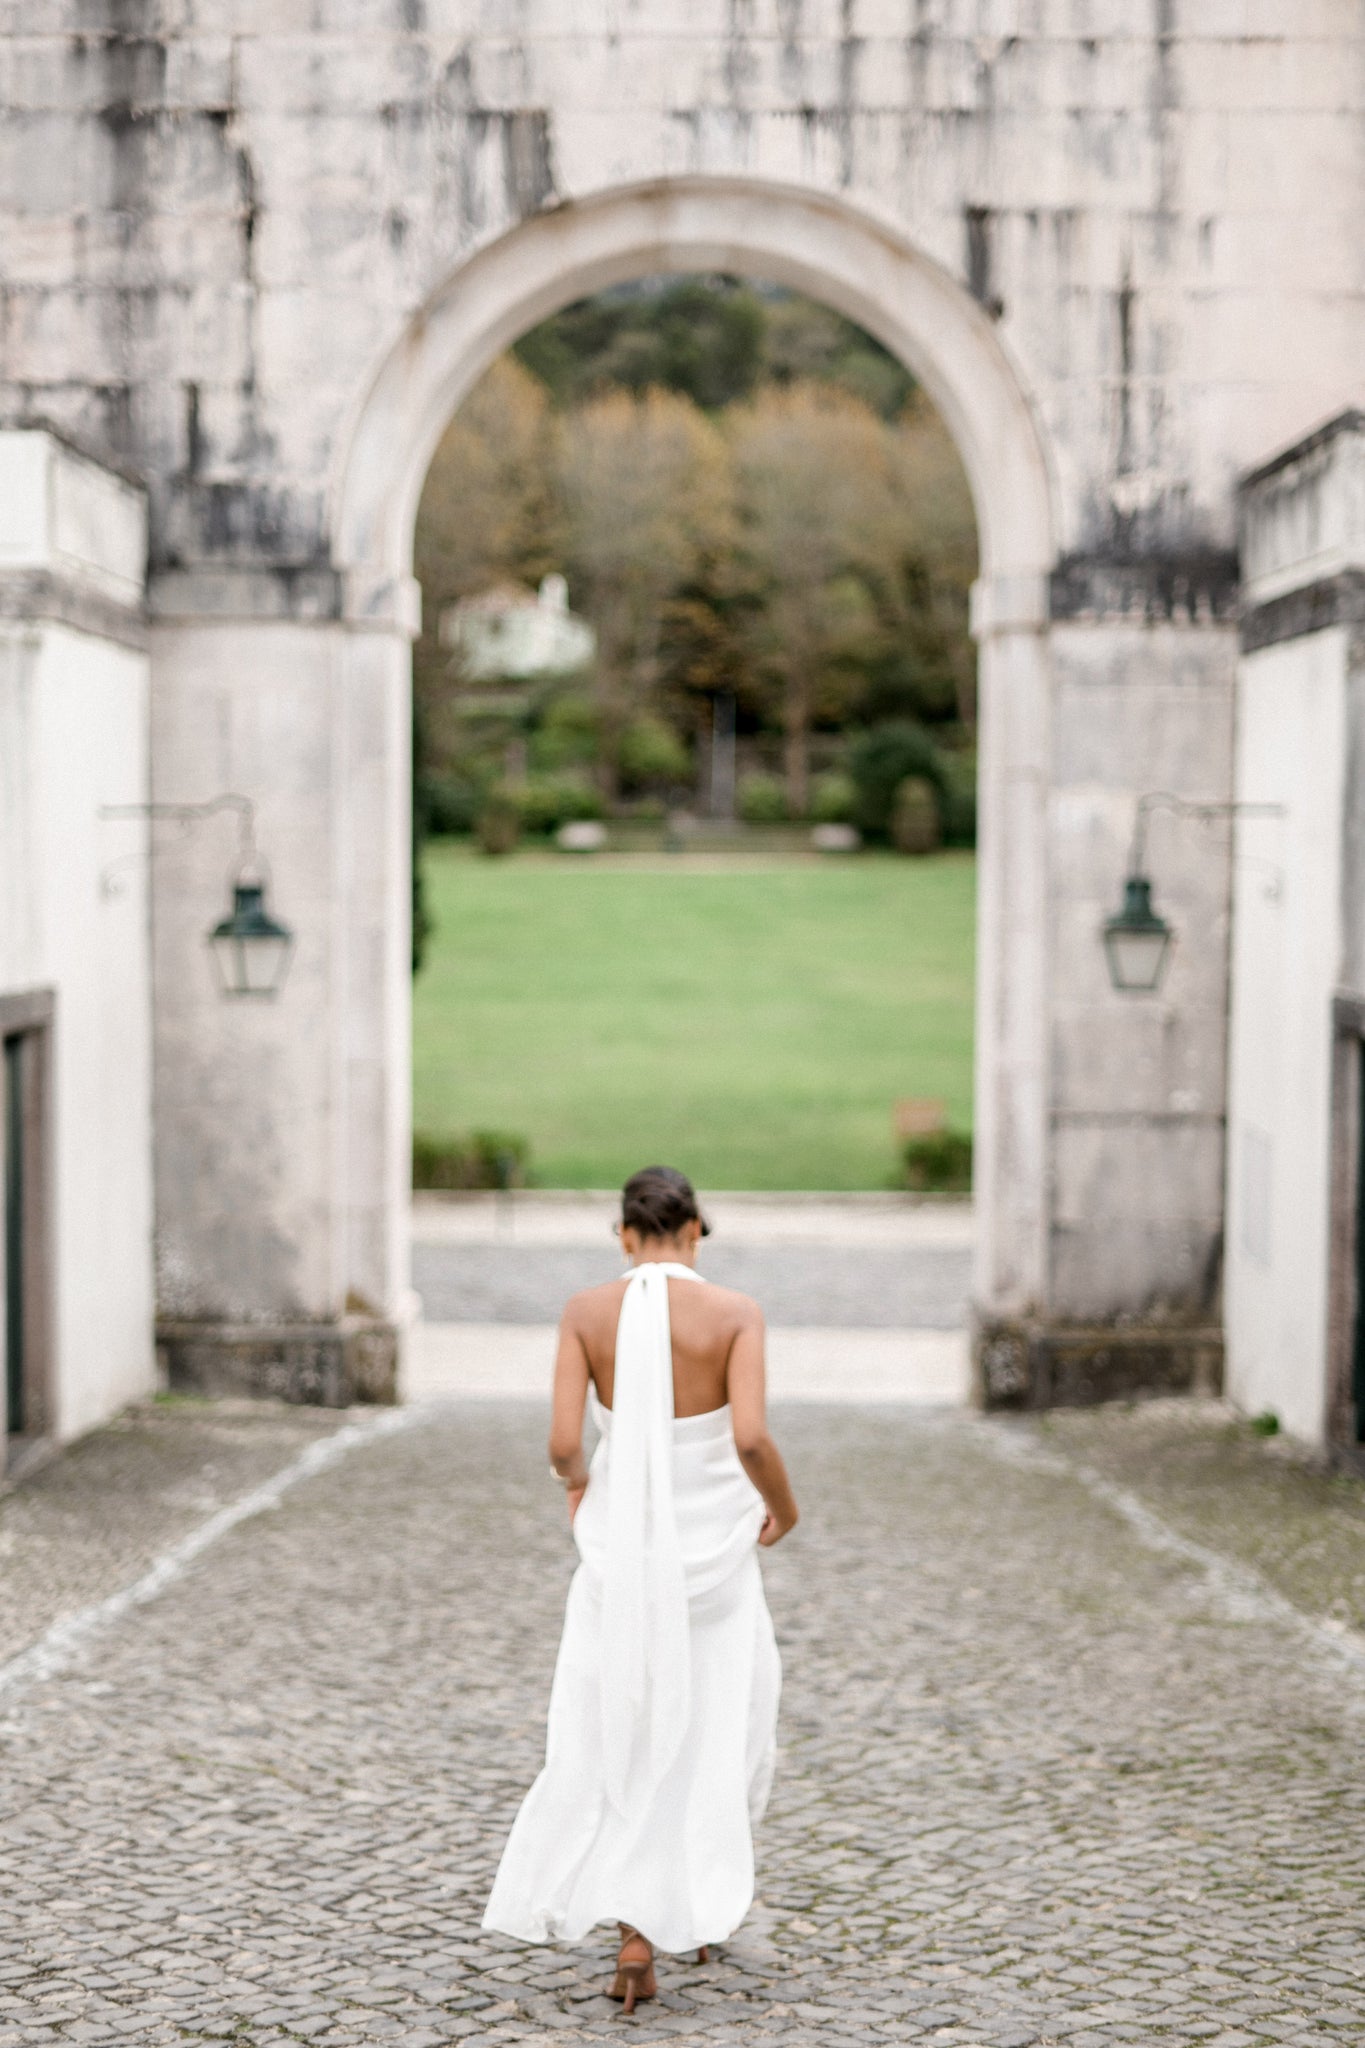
{"left": 1104, "top": 791, "right": 1286, "bottom": 996}
{"left": 1124, "top": 791, "right": 1285, "bottom": 878}
{"left": 98, "top": 793, "right": 295, "bottom": 999}
{"left": 100, "top": 792, "right": 262, "bottom": 893}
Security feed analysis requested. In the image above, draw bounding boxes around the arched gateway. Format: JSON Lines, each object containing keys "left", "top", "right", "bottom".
{"left": 2, "top": 11, "right": 1361, "bottom": 1449}
{"left": 333, "top": 178, "right": 1056, "bottom": 1361}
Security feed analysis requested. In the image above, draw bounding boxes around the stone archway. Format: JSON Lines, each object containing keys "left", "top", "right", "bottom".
{"left": 331, "top": 176, "right": 1057, "bottom": 1345}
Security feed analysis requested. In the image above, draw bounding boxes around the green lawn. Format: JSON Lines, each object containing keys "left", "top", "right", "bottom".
{"left": 412, "top": 847, "right": 975, "bottom": 1189}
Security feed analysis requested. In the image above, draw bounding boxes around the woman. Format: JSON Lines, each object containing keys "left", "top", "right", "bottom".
{"left": 483, "top": 1165, "right": 800, "bottom": 2009}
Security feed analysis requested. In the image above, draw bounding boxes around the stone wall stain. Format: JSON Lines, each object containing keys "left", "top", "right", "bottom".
{"left": 777, "top": 0, "right": 805, "bottom": 97}
{"left": 965, "top": 205, "right": 1003, "bottom": 320}
{"left": 834, "top": 0, "right": 860, "bottom": 189}
{"left": 501, "top": 109, "right": 556, "bottom": 219}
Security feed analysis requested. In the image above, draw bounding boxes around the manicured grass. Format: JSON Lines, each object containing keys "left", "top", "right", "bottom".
{"left": 412, "top": 846, "right": 975, "bottom": 1190}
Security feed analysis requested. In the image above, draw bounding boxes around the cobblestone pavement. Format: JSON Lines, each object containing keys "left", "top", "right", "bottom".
{"left": 4, "top": 1403, "right": 1365, "bottom": 2046}
{"left": 1039, "top": 1399, "right": 1365, "bottom": 1638}
{"left": 0, "top": 1400, "right": 351, "bottom": 1662}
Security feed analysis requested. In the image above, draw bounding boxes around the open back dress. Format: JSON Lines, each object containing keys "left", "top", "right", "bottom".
{"left": 482, "top": 1262, "right": 782, "bottom": 1954}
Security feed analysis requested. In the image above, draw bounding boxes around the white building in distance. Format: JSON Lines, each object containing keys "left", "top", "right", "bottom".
{"left": 439, "top": 575, "right": 596, "bottom": 685}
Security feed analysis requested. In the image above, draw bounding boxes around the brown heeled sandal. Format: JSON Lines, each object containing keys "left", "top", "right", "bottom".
{"left": 608, "top": 1929, "right": 657, "bottom": 2014}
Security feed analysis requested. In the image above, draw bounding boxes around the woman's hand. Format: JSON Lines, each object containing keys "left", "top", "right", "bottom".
{"left": 758, "top": 1505, "right": 798, "bottom": 1547}
{"left": 566, "top": 1482, "right": 588, "bottom": 1524}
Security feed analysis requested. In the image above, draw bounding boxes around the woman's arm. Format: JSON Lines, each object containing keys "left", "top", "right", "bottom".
{"left": 726, "top": 1306, "right": 800, "bottom": 1547}
{"left": 549, "top": 1312, "right": 591, "bottom": 1515}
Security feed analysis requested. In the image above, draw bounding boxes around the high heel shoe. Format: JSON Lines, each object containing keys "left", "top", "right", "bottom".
{"left": 608, "top": 1929, "right": 657, "bottom": 2014}
{"left": 697, "top": 1946, "right": 710, "bottom": 1964}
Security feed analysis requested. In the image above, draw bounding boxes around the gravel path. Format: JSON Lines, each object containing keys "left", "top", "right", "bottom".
{"left": 3, "top": 1402, "right": 1363, "bottom": 2045}
{"left": 411, "top": 1242, "right": 973, "bottom": 1329}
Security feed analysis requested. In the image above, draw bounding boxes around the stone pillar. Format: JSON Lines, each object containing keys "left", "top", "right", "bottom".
{"left": 149, "top": 571, "right": 417, "bottom": 1405}
{"left": 975, "top": 560, "right": 1238, "bottom": 1408}
{"left": 1227, "top": 414, "right": 1365, "bottom": 1453}
{"left": 970, "top": 575, "right": 1050, "bottom": 1332}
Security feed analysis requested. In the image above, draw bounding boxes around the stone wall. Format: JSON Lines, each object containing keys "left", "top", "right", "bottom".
{"left": 3, "top": 6, "right": 1358, "bottom": 588}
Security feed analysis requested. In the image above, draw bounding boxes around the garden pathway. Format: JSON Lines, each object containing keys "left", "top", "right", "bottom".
{"left": 407, "top": 1193, "right": 973, "bottom": 1404}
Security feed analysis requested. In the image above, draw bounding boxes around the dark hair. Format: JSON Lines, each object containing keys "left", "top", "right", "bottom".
{"left": 620, "top": 1165, "right": 711, "bottom": 1242}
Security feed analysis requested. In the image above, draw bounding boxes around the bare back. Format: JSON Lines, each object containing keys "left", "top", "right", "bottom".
{"left": 547, "top": 1244, "right": 796, "bottom": 1550}
{"left": 565, "top": 1273, "right": 760, "bottom": 1417}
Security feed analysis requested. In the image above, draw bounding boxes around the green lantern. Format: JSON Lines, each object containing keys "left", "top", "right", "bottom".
{"left": 208, "top": 880, "right": 294, "bottom": 999}
{"left": 1103, "top": 874, "right": 1174, "bottom": 994}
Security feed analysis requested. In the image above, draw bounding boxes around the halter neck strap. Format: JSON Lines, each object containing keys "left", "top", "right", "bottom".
{"left": 623, "top": 1259, "right": 704, "bottom": 1282}
{"left": 598, "top": 1260, "right": 697, "bottom": 1816}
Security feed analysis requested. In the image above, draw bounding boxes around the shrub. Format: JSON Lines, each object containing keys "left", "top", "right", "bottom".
{"left": 847, "top": 719, "right": 947, "bottom": 840}
{"left": 737, "top": 772, "right": 788, "bottom": 824}
{"left": 810, "top": 770, "right": 856, "bottom": 824}
{"left": 421, "top": 774, "right": 482, "bottom": 837}
{"left": 901, "top": 1127, "right": 972, "bottom": 1193}
{"left": 476, "top": 793, "right": 521, "bottom": 855}
{"left": 890, "top": 774, "right": 942, "bottom": 856}
{"left": 530, "top": 691, "right": 599, "bottom": 772}
{"left": 618, "top": 713, "right": 691, "bottom": 790}
{"left": 939, "top": 745, "right": 977, "bottom": 847}
{"left": 413, "top": 1130, "right": 531, "bottom": 1190}
{"left": 509, "top": 774, "right": 604, "bottom": 835}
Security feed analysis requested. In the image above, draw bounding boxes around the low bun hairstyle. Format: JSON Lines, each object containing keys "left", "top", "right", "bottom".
{"left": 620, "top": 1165, "right": 711, "bottom": 1242}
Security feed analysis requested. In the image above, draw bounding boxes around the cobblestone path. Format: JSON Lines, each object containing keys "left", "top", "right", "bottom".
{"left": 4, "top": 1404, "right": 1365, "bottom": 2046}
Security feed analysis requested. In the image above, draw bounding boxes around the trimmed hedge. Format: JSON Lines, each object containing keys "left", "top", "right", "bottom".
{"left": 900, "top": 1127, "right": 972, "bottom": 1193}
{"left": 413, "top": 1130, "right": 532, "bottom": 1191}
{"left": 847, "top": 720, "right": 947, "bottom": 841}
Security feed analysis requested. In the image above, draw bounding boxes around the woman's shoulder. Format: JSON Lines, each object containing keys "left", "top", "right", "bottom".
{"left": 687, "top": 1278, "right": 764, "bottom": 1330}
{"left": 562, "top": 1277, "right": 628, "bottom": 1327}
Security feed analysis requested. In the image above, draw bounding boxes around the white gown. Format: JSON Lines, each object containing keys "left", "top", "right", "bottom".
{"left": 483, "top": 1262, "right": 782, "bottom": 1955}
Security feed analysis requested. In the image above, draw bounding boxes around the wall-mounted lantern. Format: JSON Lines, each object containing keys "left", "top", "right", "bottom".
{"left": 1103, "top": 873, "right": 1174, "bottom": 993}
{"left": 100, "top": 793, "right": 294, "bottom": 1000}
{"left": 1104, "top": 792, "right": 1285, "bottom": 996}
{"left": 208, "top": 879, "right": 294, "bottom": 998}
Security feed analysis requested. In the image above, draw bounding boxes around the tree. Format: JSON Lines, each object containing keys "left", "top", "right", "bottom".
{"left": 878, "top": 393, "right": 979, "bottom": 728}
{"left": 728, "top": 383, "right": 899, "bottom": 815}
{"left": 516, "top": 277, "right": 765, "bottom": 411}
{"left": 513, "top": 276, "right": 912, "bottom": 417}
{"left": 558, "top": 388, "right": 733, "bottom": 798}
{"left": 413, "top": 356, "right": 562, "bottom": 780}
{"left": 759, "top": 295, "right": 915, "bottom": 418}
{"left": 412, "top": 288, "right": 981, "bottom": 838}
{"left": 416, "top": 353, "right": 560, "bottom": 599}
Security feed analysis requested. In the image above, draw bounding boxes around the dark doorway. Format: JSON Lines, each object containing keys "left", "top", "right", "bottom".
{"left": 5, "top": 1034, "right": 24, "bottom": 1436}
{"left": 1329, "top": 996, "right": 1365, "bottom": 1466}
{"left": 1353, "top": 1036, "right": 1365, "bottom": 1447}
{"left": 0, "top": 991, "right": 53, "bottom": 1467}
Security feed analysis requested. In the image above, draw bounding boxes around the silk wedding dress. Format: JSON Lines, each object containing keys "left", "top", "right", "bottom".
{"left": 482, "top": 1262, "right": 782, "bottom": 1954}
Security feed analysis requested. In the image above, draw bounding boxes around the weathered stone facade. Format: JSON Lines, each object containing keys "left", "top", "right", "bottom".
{"left": 1, "top": 6, "right": 1363, "bottom": 1431}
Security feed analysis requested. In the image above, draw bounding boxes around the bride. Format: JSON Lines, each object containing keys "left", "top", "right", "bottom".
{"left": 483, "top": 1164, "right": 800, "bottom": 2009}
